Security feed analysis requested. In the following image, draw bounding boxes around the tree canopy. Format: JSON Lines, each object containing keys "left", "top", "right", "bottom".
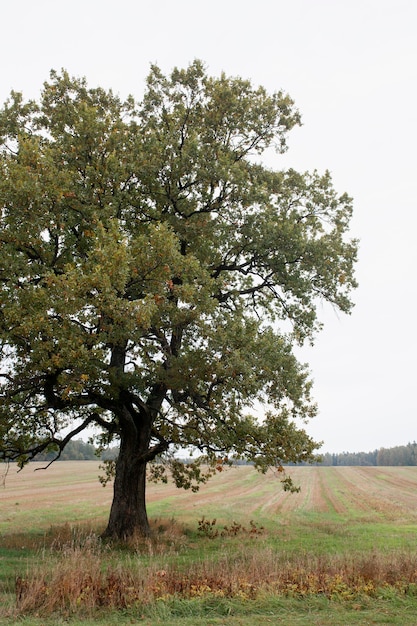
{"left": 0, "top": 61, "right": 357, "bottom": 538}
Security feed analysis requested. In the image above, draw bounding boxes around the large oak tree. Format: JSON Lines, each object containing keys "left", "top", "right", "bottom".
{"left": 0, "top": 62, "right": 357, "bottom": 539}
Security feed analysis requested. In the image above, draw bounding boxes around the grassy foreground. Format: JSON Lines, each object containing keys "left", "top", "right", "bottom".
{"left": 1, "top": 462, "right": 417, "bottom": 624}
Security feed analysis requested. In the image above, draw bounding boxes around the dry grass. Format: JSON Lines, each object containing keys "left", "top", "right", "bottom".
{"left": 12, "top": 524, "right": 417, "bottom": 618}
{"left": 4, "top": 465, "right": 417, "bottom": 620}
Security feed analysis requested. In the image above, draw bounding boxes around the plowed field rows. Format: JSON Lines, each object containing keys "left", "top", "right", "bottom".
{"left": 2, "top": 462, "right": 417, "bottom": 534}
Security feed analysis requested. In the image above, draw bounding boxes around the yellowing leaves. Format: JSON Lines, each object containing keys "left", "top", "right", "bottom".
{"left": 153, "top": 294, "right": 165, "bottom": 305}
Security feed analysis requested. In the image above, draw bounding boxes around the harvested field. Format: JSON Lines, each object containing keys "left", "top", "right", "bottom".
{"left": 2, "top": 462, "right": 417, "bottom": 535}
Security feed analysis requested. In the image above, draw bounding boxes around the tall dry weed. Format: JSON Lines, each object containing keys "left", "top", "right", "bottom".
{"left": 13, "top": 535, "right": 417, "bottom": 617}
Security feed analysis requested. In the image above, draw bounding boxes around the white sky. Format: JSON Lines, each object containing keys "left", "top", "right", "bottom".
{"left": 1, "top": 0, "right": 416, "bottom": 453}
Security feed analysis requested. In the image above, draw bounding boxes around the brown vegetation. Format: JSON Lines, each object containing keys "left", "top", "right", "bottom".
{"left": 13, "top": 528, "right": 417, "bottom": 617}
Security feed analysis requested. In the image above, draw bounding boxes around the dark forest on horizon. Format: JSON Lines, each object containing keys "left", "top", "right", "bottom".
{"left": 27, "top": 439, "right": 417, "bottom": 467}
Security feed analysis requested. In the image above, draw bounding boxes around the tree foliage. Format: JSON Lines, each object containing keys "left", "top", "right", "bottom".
{"left": 0, "top": 61, "right": 357, "bottom": 538}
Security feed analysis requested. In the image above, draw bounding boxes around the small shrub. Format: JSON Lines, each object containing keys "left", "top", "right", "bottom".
{"left": 197, "top": 517, "right": 265, "bottom": 539}
{"left": 197, "top": 517, "right": 219, "bottom": 538}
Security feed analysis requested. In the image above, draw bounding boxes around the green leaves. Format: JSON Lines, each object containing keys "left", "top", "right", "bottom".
{"left": 0, "top": 62, "right": 357, "bottom": 479}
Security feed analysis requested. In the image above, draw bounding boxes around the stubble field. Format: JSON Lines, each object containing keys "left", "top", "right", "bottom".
{"left": 2, "top": 462, "right": 417, "bottom": 625}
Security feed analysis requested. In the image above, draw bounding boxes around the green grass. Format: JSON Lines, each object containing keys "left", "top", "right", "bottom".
{"left": 268, "top": 511, "right": 417, "bottom": 555}
{"left": 2, "top": 464, "right": 417, "bottom": 624}
{"left": 4, "top": 595, "right": 417, "bottom": 625}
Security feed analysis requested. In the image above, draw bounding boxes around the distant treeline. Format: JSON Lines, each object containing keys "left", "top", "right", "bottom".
{"left": 32, "top": 440, "right": 417, "bottom": 467}
{"left": 33, "top": 439, "right": 98, "bottom": 461}
{"left": 317, "top": 442, "right": 417, "bottom": 467}
{"left": 33, "top": 439, "right": 119, "bottom": 462}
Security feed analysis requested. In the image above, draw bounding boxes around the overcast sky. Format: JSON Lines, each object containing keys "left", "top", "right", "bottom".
{"left": 2, "top": 0, "right": 416, "bottom": 453}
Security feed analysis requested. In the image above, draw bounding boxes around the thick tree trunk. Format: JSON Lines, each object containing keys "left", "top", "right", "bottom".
{"left": 102, "top": 420, "right": 152, "bottom": 540}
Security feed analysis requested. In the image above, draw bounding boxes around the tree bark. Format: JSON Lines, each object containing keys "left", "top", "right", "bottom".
{"left": 102, "top": 412, "right": 152, "bottom": 540}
